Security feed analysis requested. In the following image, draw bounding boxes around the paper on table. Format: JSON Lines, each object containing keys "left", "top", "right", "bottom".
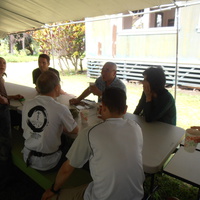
{"left": 9, "top": 99, "right": 23, "bottom": 108}
{"left": 75, "top": 99, "right": 96, "bottom": 110}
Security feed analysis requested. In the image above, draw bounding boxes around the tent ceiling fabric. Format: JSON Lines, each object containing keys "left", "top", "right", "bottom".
{"left": 0, "top": 0, "right": 177, "bottom": 38}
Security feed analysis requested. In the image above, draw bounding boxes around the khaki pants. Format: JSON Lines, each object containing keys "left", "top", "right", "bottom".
{"left": 51, "top": 184, "right": 88, "bottom": 200}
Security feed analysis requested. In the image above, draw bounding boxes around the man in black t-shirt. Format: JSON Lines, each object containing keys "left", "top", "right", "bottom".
{"left": 32, "top": 54, "right": 66, "bottom": 94}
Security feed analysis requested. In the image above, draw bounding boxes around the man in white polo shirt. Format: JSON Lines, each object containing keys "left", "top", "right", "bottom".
{"left": 42, "top": 87, "right": 144, "bottom": 200}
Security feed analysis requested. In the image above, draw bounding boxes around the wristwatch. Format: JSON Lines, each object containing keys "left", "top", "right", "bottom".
{"left": 50, "top": 183, "right": 60, "bottom": 194}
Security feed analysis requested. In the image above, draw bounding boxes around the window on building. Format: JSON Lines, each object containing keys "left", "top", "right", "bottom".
{"left": 122, "top": 6, "right": 176, "bottom": 30}
{"left": 155, "top": 13, "right": 163, "bottom": 27}
{"left": 122, "top": 10, "right": 144, "bottom": 29}
{"left": 149, "top": 7, "right": 175, "bottom": 28}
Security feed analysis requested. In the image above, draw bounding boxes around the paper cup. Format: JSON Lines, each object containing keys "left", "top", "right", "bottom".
{"left": 80, "top": 109, "right": 89, "bottom": 124}
{"left": 184, "top": 128, "right": 200, "bottom": 153}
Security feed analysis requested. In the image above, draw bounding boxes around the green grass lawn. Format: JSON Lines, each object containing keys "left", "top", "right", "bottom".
{"left": 144, "top": 173, "right": 198, "bottom": 200}
{"left": 5, "top": 59, "right": 200, "bottom": 131}
{"left": 60, "top": 73, "right": 200, "bottom": 130}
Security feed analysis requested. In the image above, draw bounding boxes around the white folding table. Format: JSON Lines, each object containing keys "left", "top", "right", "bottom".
{"left": 5, "top": 82, "right": 186, "bottom": 195}
{"left": 5, "top": 82, "right": 185, "bottom": 174}
{"left": 124, "top": 113, "right": 185, "bottom": 174}
{"left": 163, "top": 147, "right": 200, "bottom": 200}
{"left": 124, "top": 113, "right": 185, "bottom": 195}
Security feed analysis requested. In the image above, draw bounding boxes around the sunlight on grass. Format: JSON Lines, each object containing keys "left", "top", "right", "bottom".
{"left": 61, "top": 73, "right": 200, "bottom": 130}
{"left": 5, "top": 61, "right": 200, "bottom": 130}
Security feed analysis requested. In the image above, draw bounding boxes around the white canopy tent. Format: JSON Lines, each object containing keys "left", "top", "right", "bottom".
{"left": 0, "top": 0, "right": 185, "bottom": 38}
{"left": 1, "top": 0, "right": 198, "bottom": 98}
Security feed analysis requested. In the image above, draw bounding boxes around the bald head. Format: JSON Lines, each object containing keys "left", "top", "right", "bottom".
{"left": 104, "top": 62, "right": 116, "bottom": 70}
{"left": 101, "top": 62, "right": 117, "bottom": 83}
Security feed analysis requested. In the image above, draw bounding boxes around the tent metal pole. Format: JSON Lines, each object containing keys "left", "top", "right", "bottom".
{"left": 49, "top": 28, "right": 55, "bottom": 68}
{"left": 174, "top": 5, "right": 179, "bottom": 100}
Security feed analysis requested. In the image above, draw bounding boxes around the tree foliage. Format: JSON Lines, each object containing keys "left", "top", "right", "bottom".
{"left": 32, "top": 21, "right": 85, "bottom": 72}
{"left": 7, "top": 33, "right": 37, "bottom": 55}
{"left": 14, "top": 33, "right": 36, "bottom": 55}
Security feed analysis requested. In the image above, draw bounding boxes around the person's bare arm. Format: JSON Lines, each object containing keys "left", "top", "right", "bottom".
{"left": 8, "top": 94, "right": 24, "bottom": 100}
{"left": 63, "top": 126, "right": 79, "bottom": 135}
{"left": 90, "top": 85, "right": 102, "bottom": 96}
{"left": 69, "top": 87, "right": 91, "bottom": 105}
{"left": 0, "top": 95, "right": 9, "bottom": 104}
{"left": 41, "top": 160, "right": 75, "bottom": 200}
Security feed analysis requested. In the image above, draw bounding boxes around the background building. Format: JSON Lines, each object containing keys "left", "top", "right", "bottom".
{"left": 85, "top": 1, "right": 200, "bottom": 88}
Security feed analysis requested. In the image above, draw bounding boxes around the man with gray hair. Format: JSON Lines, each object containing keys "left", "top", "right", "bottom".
{"left": 69, "top": 62, "right": 126, "bottom": 104}
{"left": 22, "top": 71, "right": 78, "bottom": 171}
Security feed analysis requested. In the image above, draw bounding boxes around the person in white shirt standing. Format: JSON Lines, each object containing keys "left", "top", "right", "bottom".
{"left": 42, "top": 87, "right": 145, "bottom": 200}
{"left": 22, "top": 71, "right": 78, "bottom": 171}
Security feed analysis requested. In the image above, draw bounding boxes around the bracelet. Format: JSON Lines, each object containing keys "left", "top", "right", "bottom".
{"left": 50, "top": 183, "right": 60, "bottom": 194}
